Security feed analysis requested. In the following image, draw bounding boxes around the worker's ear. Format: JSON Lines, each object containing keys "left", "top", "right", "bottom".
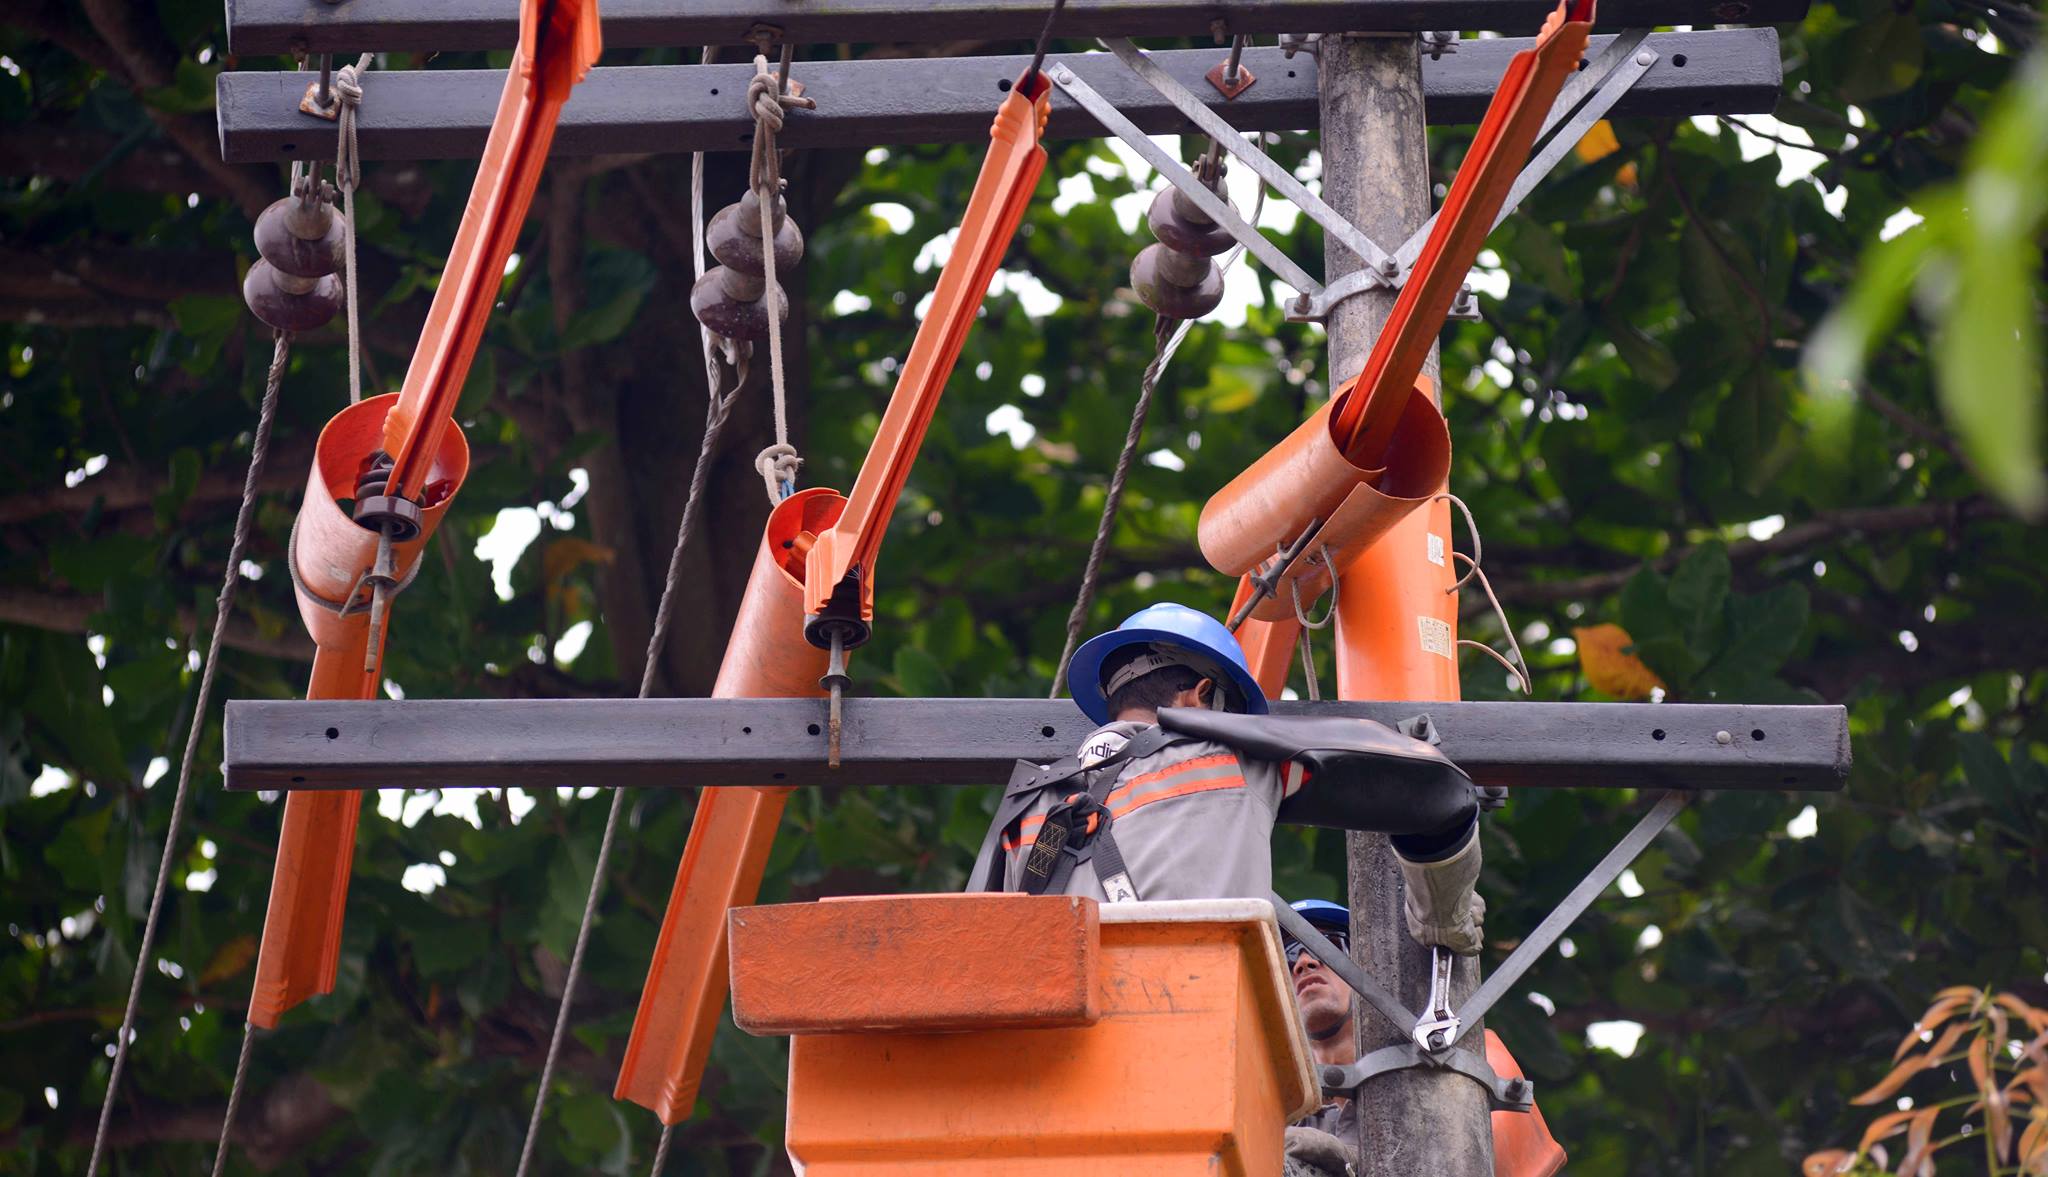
{"left": 1196, "top": 678, "right": 1218, "bottom": 709}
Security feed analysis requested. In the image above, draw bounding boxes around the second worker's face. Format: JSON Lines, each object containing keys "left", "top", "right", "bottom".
{"left": 1291, "top": 942, "right": 1354, "bottom": 1036}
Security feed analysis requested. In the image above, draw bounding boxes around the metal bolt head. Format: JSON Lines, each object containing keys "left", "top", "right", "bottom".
{"left": 1636, "top": 50, "right": 1657, "bottom": 66}
{"left": 1714, "top": 729, "right": 1733, "bottom": 745}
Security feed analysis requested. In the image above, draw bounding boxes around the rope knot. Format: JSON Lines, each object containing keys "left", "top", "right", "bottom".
{"left": 332, "top": 63, "right": 365, "bottom": 107}
{"left": 755, "top": 443, "right": 802, "bottom": 502}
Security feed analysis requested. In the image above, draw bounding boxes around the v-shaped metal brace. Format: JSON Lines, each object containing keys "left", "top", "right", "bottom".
{"left": 1277, "top": 790, "right": 1693, "bottom": 1108}
{"left": 1058, "top": 27, "right": 1657, "bottom": 324}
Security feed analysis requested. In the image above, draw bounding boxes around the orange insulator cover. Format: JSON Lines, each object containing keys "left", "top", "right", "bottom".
{"left": 1487, "top": 1031, "right": 1567, "bottom": 1177}
{"left": 1199, "top": 376, "right": 1449, "bottom": 594}
{"left": 380, "top": 0, "right": 602, "bottom": 501}
{"left": 615, "top": 488, "right": 840, "bottom": 1124}
{"left": 1330, "top": 0, "right": 1595, "bottom": 462}
{"left": 800, "top": 76, "right": 1052, "bottom": 625}
{"left": 249, "top": 394, "right": 469, "bottom": 1028}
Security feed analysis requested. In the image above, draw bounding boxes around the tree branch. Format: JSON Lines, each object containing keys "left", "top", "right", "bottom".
{"left": 1480, "top": 498, "right": 2004, "bottom": 608}
{"left": 0, "top": 440, "right": 314, "bottom": 525}
{"left": 0, "top": 586, "right": 314, "bottom": 662}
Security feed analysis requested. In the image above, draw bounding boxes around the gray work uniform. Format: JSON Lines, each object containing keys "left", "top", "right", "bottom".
{"left": 985, "top": 720, "right": 1307, "bottom": 903}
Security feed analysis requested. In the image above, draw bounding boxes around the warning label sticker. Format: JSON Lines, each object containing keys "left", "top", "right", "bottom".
{"left": 1427, "top": 532, "right": 1446, "bottom": 567}
{"left": 1418, "top": 616, "right": 1454, "bottom": 659}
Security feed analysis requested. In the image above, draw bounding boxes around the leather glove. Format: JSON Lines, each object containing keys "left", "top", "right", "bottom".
{"left": 1284, "top": 1126, "right": 1358, "bottom": 1177}
{"left": 1397, "top": 826, "right": 1486, "bottom": 955}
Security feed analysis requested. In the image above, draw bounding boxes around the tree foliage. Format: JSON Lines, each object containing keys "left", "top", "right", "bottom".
{"left": 2, "top": 0, "right": 2045, "bottom": 1173}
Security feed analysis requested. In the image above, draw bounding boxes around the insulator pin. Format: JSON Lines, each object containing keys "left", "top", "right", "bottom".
{"left": 693, "top": 187, "right": 804, "bottom": 346}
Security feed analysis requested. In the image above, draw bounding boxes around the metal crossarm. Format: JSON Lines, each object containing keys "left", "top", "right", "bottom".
{"left": 214, "top": 31, "right": 1787, "bottom": 164}
{"left": 223, "top": 0, "right": 1812, "bottom": 56}
{"left": 220, "top": 697, "right": 1851, "bottom": 796}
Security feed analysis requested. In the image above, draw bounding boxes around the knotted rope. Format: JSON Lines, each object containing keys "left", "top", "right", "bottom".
{"left": 746, "top": 57, "right": 815, "bottom": 504}
{"left": 333, "top": 53, "right": 372, "bottom": 404}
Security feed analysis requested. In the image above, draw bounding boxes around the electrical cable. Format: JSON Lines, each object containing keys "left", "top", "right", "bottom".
{"left": 89, "top": 331, "right": 290, "bottom": 1177}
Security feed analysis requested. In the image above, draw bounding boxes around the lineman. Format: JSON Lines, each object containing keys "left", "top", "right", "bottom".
{"left": 970, "top": 601, "right": 1485, "bottom": 952}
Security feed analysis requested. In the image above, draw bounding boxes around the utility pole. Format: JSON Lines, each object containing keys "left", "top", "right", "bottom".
{"left": 1319, "top": 31, "right": 1496, "bottom": 1177}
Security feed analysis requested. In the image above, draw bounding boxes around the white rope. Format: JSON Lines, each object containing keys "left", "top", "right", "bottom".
{"left": 87, "top": 332, "right": 290, "bottom": 1177}
{"left": 333, "top": 54, "right": 372, "bottom": 404}
{"left": 744, "top": 59, "right": 813, "bottom": 504}
{"left": 1452, "top": 551, "right": 1533, "bottom": 695}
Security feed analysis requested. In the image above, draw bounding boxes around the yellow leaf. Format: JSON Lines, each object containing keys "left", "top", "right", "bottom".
{"left": 1614, "top": 160, "right": 1639, "bottom": 190}
{"left": 1574, "top": 623, "right": 1666, "bottom": 699}
{"left": 541, "top": 537, "right": 615, "bottom": 611}
{"left": 1576, "top": 119, "right": 1621, "bottom": 163}
{"left": 200, "top": 934, "right": 258, "bottom": 987}
{"left": 1802, "top": 1149, "right": 1854, "bottom": 1176}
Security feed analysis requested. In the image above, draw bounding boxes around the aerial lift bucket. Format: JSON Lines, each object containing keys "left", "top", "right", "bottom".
{"left": 728, "top": 894, "right": 1319, "bottom": 1175}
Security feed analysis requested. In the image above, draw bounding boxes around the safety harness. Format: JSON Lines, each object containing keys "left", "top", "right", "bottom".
{"left": 976, "top": 726, "right": 1179, "bottom": 900}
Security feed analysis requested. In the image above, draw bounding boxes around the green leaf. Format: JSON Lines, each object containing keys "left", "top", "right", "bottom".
{"left": 1667, "top": 543, "right": 1731, "bottom": 658}
{"left": 892, "top": 645, "right": 950, "bottom": 698}
{"left": 1837, "top": 12, "right": 1925, "bottom": 103}
{"left": 1702, "top": 583, "right": 1810, "bottom": 687}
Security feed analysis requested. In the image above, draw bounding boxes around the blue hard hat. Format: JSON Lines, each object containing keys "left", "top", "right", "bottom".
{"left": 1067, "top": 602, "right": 1268, "bottom": 726}
{"left": 1289, "top": 898, "right": 1350, "bottom": 937}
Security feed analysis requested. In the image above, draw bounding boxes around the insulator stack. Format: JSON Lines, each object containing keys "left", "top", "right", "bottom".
{"left": 1130, "top": 177, "right": 1234, "bottom": 321}
{"left": 691, "top": 187, "right": 805, "bottom": 344}
{"left": 245, "top": 182, "right": 347, "bottom": 332}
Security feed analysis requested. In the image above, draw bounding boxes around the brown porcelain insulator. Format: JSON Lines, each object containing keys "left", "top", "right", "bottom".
{"left": 243, "top": 259, "right": 342, "bottom": 332}
{"left": 707, "top": 191, "right": 805, "bottom": 279}
{"left": 691, "top": 267, "right": 786, "bottom": 342}
{"left": 1147, "top": 186, "right": 1236, "bottom": 258}
{"left": 253, "top": 194, "right": 347, "bottom": 279}
{"left": 1130, "top": 242, "right": 1223, "bottom": 320}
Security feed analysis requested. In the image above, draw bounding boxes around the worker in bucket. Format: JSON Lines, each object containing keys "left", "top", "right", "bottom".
{"left": 969, "top": 601, "right": 1484, "bottom": 955}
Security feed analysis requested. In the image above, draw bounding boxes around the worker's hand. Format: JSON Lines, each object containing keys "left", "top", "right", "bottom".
{"left": 1283, "top": 1125, "right": 1358, "bottom": 1177}
{"left": 1397, "top": 829, "right": 1486, "bottom": 956}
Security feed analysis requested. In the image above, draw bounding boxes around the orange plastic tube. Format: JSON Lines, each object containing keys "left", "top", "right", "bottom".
{"left": 1329, "top": 0, "right": 1595, "bottom": 464}
{"left": 1486, "top": 1031, "right": 1568, "bottom": 1177}
{"left": 249, "top": 395, "right": 469, "bottom": 1028}
{"left": 800, "top": 75, "right": 1052, "bottom": 625}
{"left": 615, "top": 489, "right": 840, "bottom": 1123}
{"left": 380, "top": 0, "right": 601, "bottom": 500}
{"left": 618, "top": 77, "right": 1055, "bottom": 1122}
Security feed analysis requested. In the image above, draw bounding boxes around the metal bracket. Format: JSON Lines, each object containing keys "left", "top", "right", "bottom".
{"left": 1323, "top": 1042, "right": 1534, "bottom": 1113}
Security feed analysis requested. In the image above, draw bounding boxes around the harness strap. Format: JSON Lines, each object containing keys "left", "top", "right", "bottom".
{"left": 976, "top": 725, "right": 1172, "bottom": 893}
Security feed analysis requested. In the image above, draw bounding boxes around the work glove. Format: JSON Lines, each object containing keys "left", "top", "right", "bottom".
{"left": 1283, "top": 1126, "right": 1358, "bottom": 1177}
{"left": 1397, "top": 826, "right": 1486, "bottom": 956}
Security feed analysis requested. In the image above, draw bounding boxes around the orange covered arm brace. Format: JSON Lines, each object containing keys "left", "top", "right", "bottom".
{"left": 1329, "top": 0, "right": 1594, "bottom": 464}
{"left": 246, "top": 0, "right": 600, "bottom": 1029}
{"left": 801, "top": 76, "right": 1053, "bottom": 624}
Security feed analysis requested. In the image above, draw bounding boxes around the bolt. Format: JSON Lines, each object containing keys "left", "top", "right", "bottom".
{"left": 1636, "top": 50, "right": 1657, "bottom": 66}
{"left": 1714, "top": 730, "right": 1733, "bottom": 745}
{"left": 1379, "top": 258, "right": 1399, "bottom": 277}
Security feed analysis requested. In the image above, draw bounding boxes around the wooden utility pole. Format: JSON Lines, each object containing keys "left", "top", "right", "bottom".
{"left": 1320, "top": 31, "right": 1496, "bottom": 1176}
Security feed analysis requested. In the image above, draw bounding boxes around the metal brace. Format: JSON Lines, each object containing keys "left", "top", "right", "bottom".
{"left": 1286, "top": 28, "right": 1658, "bottom": 322}
{"left": 1284, "top": 790, "right": 1693, "bottom": 1109}
{"left": 1046, "top": 64, "right": 1324, "bottom": 306}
